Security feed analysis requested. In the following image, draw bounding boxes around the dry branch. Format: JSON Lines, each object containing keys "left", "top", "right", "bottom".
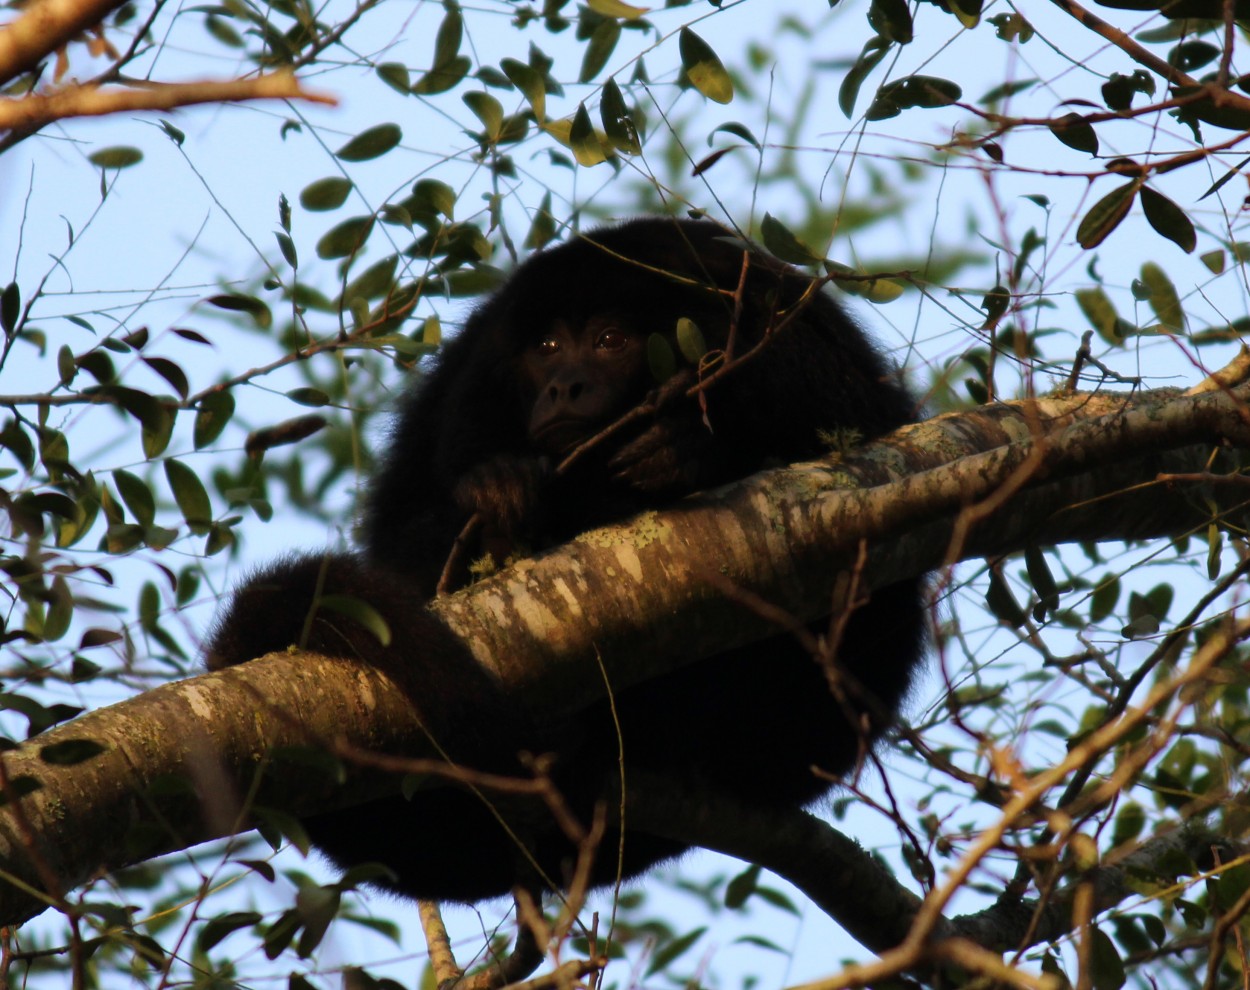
{"left": 0, "top": 73, "right": 336, "bottom": 131}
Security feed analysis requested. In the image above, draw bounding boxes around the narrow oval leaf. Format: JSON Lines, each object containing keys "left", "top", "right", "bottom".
{"left": 1139, "top": 186, "right": 1196, "bottom": 253}
{"left": 315, "top": 215, "right": 376, "bottom": 260}
{"left": 1076, "top": 180, "right": 1139, "bottom": 250}
{"left": 194, "top": 391, "right": 235, "bottom": 450}
{"left": 501, "top": 58, "right": 546, "bottom": 120}
{"left": 1139, "top": 261, "right": 1184, "bottom": 330}
{"left": 377, "top": 62, "right": 411, "bottom": 94}
{"left": 142, "top": 357, "right": 189, "bottom": 399}
{"left": 568, "top": 103, "right": 607, "bottom": 166}
{"left": 88, "top": 147, "right": 143, "bottom": 169}
{"left": 760, "top": 214, "right": 823, "bottom": 265}
{"left": 579, "top": 18, "right": 621, "bottom": 83}
{"left": 113, "top": 469, "right": 156, "bottom": 527}
{"left": 600, "top": 78, "right": 640, "bottom": 153}
{"left": 647, "top": 333, "right": 677, "bottom": 383}
{"left": 206, "top": 293, "right": 272, "bottom": 328}
{"left": 165, "top": 459, "right": 213, "bottom": 533}
{"left": 1049, "top": 112, "right": 1099, "bottom": 155}
{"left": 299, "top": 177, "right": 352, "bottom": 211}
{"left": 587, "top": 0, "right": 648, "bottom": 17}
{"left": 335, "top": 124, "right": 402, "bottom": 162}
{"left": 463, "top": 91, "right": 504, "bottom": 140}
{"left": 840, "top": 39, "right": 890, "bottom": 118}
{"left": 675, "top": 318, "right": 706, "bottom": 363}
{"left": 679, "top": 28, "right": 733, "bottom": 104}
{"left": 869, "top": 0, "right": 914, "bottom": 44}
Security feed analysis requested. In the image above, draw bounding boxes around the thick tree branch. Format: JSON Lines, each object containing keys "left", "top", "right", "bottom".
{"left": 0, "top": 73, "right": 336, "bottom": 131}
{"left": 0, "top": 385, "right": 1247, "bottom": 930}
{"left": 0, "top": 0, "right": 125, "bottom": 85}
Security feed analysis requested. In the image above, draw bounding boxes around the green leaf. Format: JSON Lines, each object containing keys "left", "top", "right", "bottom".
{"left": 710, "top": 122, "right": 760, "bottom": 148}
{"left": 377, "top": 63, "right": 411, "bottom": 94}
{"left": 525, "top": 194, "right": 557, "bottom": 250}
{"left": 647, "top": 333, "right": 676, "bottom": 383}
{"left": 679, "top": 28, "right": 733, "bottom": 104}
{"left": 501, "top": 58, "right": 546, "bottom": 120}
{"left": 299, "top": 177, "right": 352, "bottom": 211}
{"left": 579, "top": 18, "right": 621, "bottom": 83}
{"left": 88, "top": 147, "right": 143, "bottom": 169}
{"left": 568, "top": 103, "right": 607, "bottom": 166}
{"left": 1075, "top": 287, "right": 1132, "bottom": 344}
{"left": 866, "top": 74, "right": 961, "bottom": 120}
{"left": 839, "top": 37, "right": 890, "bottom": 118}
{"left": 315, "top": 215, "right": 376, "bottom": 260}
{"left": 206, "top": 293, "right": 272, "bottom": 328}
{"left": 1076, "top": 180, "right": 1139, "bottom": 250}
{"left": 198, "top": 911, "right": 263, "bottom": 952}
{"left": 760, "top": 214, "right": 823, "bottom": 265}
{"left": 1, "top": 282, "right": 18, "bottom": 335}
{"left": 600, "top": 78, "right": 640, "bottom": 153}
{"left": 463, "top": 91, "right": 504, "bottom": 141}
{"left": 287, "top": 388, "right": 329, "bottom": 407}
{"left": 1139, "top": 186, "right": 1196, "bottom": 253}
{"left": 193, "top": 391, "right": 235, "bottom": 449}
{"left": 1048, "top": 113, "right": 1098, "bottom": 154}
{"left": 587, "top": 0, "right": 647, "bottom": 17}
{"left": 1138, "top": 261, "right": 1184, "bottom": 330}
{"left": 868, "top": 0, "right": 913, "bottom": 44}
{"left": 114, "top": 470, "right": 156, "bottom": 527}
{"left": 646, "top": 927, "right": 707, "bottom": 976}
{"left": 165, "top": 459, "right": 213, "bottom": 534}
{"left": 276, "top": 231, "right": 298, "bottom": 268}
{"left": 335, "top": 124, "right": 402, "bottom": 162}
{"left": 142, "top": 356, "right": 189, "bottom": 399}
{"left": 675, "top": 317, "right": 706, "bottom": 364}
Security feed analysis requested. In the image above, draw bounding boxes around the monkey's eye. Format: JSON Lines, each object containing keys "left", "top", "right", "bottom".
{"left": 595, "top": 328, "right": 628, "bottom": 351}
{"left": 535, "top": 336, "right": 560, "bottom": 355}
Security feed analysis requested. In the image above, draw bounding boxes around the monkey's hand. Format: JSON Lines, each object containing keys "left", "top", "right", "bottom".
{"left": 608, "top": 370, "right": 720, "bottom": 493}
{"left": 453, "top": 453, "right": 550, "bottom": 537}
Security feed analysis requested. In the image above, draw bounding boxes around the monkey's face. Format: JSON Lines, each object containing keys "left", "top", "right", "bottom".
{"left": 521, "top": 315, "right": 651, "bottom": 456}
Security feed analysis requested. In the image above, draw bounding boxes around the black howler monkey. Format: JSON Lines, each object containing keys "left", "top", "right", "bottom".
{"left": 205, "top": 216, "right": 926, "bottom": 904}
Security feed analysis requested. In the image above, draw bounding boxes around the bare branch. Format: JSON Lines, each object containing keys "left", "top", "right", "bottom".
{"left": 0, "top": 73, "right": 336, "bottom": 131}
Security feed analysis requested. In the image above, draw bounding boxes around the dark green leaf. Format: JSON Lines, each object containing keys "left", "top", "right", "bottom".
{"left": 197, "top": 911, "right": 263, "bottom": 952}
{"left": 1076, "top": 180, "right": 1138, "bottom": 250}
{"left": 1138, "top": 261, "right": 1184, "bottom": 330}
{"left": 165, "top": 459, "right": 213, "bottom": 534}
{"left": 315, "top": 216, "right": 376, "bottom": 260}
{"left": 760, "top": 214, "right": 823, "bottom": 265}
{"left": 579, "top": 17, "right": 620, "bottom": 83}
{"left": 1, "top": 282, "right": 18, "bottom": 335}
{"left": 142, "top": 357, "right": 189, "bottom": 399}
{"left": 377, "top": 63, "right": 411, "bottom": 94}
{"left": 194, "top": 391, "right": 235, "bottom": 449}
{"left": 839, "top": 37, "right": 891, "bottom": 118}
{"left": 300, "top": 177, "right": 352, "bottom": 211}
{"left": 1139, "top": 186, "right": 1196, "bottom": 253}
{"left": 206, "top": 293, "right": 272, "bottom": 328}
{"left": 1048, "top": 113, "right": 1099, "bottom": 154}
{"left": 88, "top": 147, "right": 143, "bottom": 169}
{"left": 114, "top": 470, "right": 156, "bottom": 527}
{"left": 868, "top": 0, "right": 913, "bottom": 44}
{"left": 335, "top": 124, "right": 402, "bottom": 162}
{"left": 866, "top": 74, "right": 961, "bottom": 120}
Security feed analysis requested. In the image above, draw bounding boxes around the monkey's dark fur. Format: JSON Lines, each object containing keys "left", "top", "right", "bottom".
{"left": 206, "top": 217, "right": 926, "bottom": 903}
